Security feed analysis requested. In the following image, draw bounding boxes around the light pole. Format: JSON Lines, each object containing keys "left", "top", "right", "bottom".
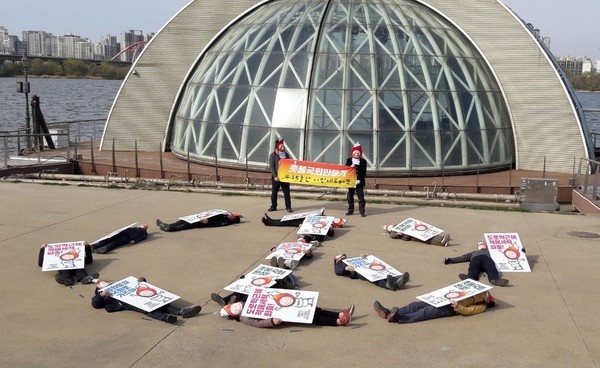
{"left": 16, "top": 52, "right": 31, "bottom": 151}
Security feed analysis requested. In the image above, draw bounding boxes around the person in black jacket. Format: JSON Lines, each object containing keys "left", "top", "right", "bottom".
{"left": 268, "top": 137, "right": 293, "bottom": 212}
{"left": 91, "top": 224, "right": 149, "bottom": 254}
{"left": 156, "top": 211, "right": 241, "bottom": 232}
{"left": 38, "top": 242, "right": 98, "bottom": 286}
{"left": 91, "top": 277, "right": 201, "bottom": 324}
{"left": 444, "top": 241, "right": 509, "bottom": 286}
{"left": 345, "top": 143, "right": 367, "bottom": 217}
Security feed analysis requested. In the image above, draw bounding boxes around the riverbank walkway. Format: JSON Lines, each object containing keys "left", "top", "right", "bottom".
{"left": 2, "top": 182, "right": 600, "bottom": 367}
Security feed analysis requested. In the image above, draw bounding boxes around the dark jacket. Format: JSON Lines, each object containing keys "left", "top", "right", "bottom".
{"left": 447, "top": 249, "right": 490, "bottom": 264}
{"left": 269, "top": 151, "right": 289, "bottom": 179}
{"left": 346, "top": 157, "right": 367, "bottom": 188}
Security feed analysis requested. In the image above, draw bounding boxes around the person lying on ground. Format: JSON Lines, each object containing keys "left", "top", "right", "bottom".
{"left": 219, "top": 300, "right": 354, "bottom": 327}
{"left": 261, "top": 208, "right": 326, "bottom": 227}
{"left": 91, "top": 224, "right": 149, "bottom": 254}
{"left": 91, "top": 277, "right": 201, "bottom": 324}
{"left": 269, "top": 237, "right": 317, "bottom": 270}
{"left": 333, "top": 254, "right": 410, "bottom": 291}
{"left": 383, "top": 224, "right": 450, "bottom": 247}
{"left": 443, "top": 241, "right": 509, "bottom": 286}
{"left": 38, "top": 243, "right": 98, "bottom": 286}
{"left": 373, "top": 290, "right": 495, "bottom": 324}
{"left": 156, "top": 211, "right": 241, "bottom": 232}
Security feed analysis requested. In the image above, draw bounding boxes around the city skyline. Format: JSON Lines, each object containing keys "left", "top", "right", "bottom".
{"left": 2, "top": 0, "right": 599, "bottom": 59}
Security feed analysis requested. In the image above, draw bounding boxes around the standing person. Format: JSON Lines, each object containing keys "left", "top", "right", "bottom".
{"left": 91, "top": 224, "right": 149, "bottom": 254}
{"left": 444, "top": 241, "right": 509, "bottom": 286}
{"left": 268, "top": 137, "right": 293, "bottom": 213}
{"left": 346, "top": 142, "right": 367, "bottom": 217}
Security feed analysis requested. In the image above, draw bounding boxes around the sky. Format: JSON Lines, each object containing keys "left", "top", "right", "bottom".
{"left": 2, "top": 0, "right": 599, "bottom": 59}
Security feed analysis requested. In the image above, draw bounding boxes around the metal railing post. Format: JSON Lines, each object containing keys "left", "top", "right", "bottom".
{"left": 134, "top": 140, "right": 140, "bottom": 178}
{"left": 90, "top": 138, "right": 97, "bottom": 174}
{"left": 159, "top": 142, "right": 164, "bottom": 179}
{"left": 111, "top": 138, "right": 116, "bottom": 174}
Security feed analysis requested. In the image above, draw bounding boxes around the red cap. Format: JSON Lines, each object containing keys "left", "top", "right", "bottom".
{"left": 350, "top": 142, "right": 362, "bottom": 156}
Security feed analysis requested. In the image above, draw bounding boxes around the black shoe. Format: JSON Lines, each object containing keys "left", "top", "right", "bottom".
{"left": 395, "top": 272, "right": 410, "bottom": 289}
{"left": 458, "top": 273, "right": 469, "bottom": 281}
{"left": 268, "top": 207, "right": 277, "bottom": 212}
{"left": 162, "top": 315, "right": 177, "bottom": 324}
{"left": 286, "top": 208, "right": 293, "bottom": 213}
{"left": 387, "top": 307, "right": 400, "bottom": 323}
{"left": 81, "top": 272, "right": 100, "bottom": 285}
{"left": 180, "top": 305, "right": 202, "bottom": 318}
{"left": 360, "top": 213, "right": 366, "bottom": 217}
{"left": 211, "top": 293, "right": 227, "bottom": 306}
{"left": 490, "top": 278, "right": 509, "bottom": 287}
{"left": 386, "top": 274, "right": 397, "bottom": 291}
{"left": 373, "top": 300, "right": 390, "bottom": 319}
{"left": 156, "top": 219, "right": 168, "bottom": 231}
{"left": 94, "top": 246, "right": 108, "bottom": 254}
{"left": 345, "top": 211, "right": 353, "bottom": 215}
{"left": 55, "top": 276, "right": 74, "bottom": 286}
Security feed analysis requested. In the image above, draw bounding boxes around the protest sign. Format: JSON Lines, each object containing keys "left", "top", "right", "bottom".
{"left": 241, "top": 286, "right": 319, "bottom": 324}
{"left": 484, "top": 233, "right": 531, "bottom": 272}
{"left": 391, "top": 218, "right": 444, "bottom": 241}
{"left": 342, "top": 255, "right": 403, "bottom": 282}
{"left": 178, "top": 209, "right": 230, "bottom": 224}
{"left": 98, "top": 276, "right": 180, "bottom": 312}
{"left": 224, "top": 264, "right": 292, "bottom": 295}
{"left": 278, "top": 159, "right": 356, "bottom": 188}
{"left": 297, "top": 215, "right": 334, "bottom": 236}
{"left": 91, "top": 223, "right": 138, "bottom": 246}
{"left": 266, "top": 242, "right": 313, "bottom": 262}
{"left": 280, "top": 208, "right": 324, "bottom": 222}
{"left": 41, "top": 241, "right": 86, "bottom": 271}
{"left": 416, "top": 279, "right": 492, "bottom": 307}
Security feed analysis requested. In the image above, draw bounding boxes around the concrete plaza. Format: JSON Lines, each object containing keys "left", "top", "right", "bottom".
{"left": 1, "top": 182, "right": 599, "bottom": 368}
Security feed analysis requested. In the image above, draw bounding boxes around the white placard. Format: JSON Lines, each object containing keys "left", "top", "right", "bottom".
{"left": 241, "top": 286, "right": 319, "bottom": 324}
{"left": 178, "top": 209, "right": 229, "bottom": 224}
{"left": 342, "top": 255, "right": 403, "bottom": 282}
{"left": 99, "top": 276, "right": 180, "bottom": 312}
{"left": 266, "top": 242, "right": 313, "bottom": 262}
{"left": 224, "top": 264, "right": 292, "bottom": 295}
{"left": 416, "top": 279, "right": 493, "bottom": 307}
{"left": 41, "top": 241, "right": 86, "bottom": 271}
{"left": 297, "top": 215, "right": 334, "bottom": 236}
{"left": 91, "top": 223, "right": 138, "bottom": 245}
{"left": 484, "top": 232, "right": 531, "bottom": 272}
{"left": 391, "top": 218, "right": 444, "bottom": 241}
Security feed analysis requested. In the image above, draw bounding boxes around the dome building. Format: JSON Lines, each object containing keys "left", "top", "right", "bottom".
{"left": 101, "top": 0, "right": 593, "bottom": 176}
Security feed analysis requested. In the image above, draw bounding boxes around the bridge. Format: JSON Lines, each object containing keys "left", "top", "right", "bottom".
{"left": 0, "top": 53, "right": 131, "bottom": 67}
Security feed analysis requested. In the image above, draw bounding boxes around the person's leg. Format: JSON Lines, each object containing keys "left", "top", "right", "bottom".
{"left": 281, "top": 182, "right": 292, "bottom": 210}
{"left": 147, "top": 308, "right": 177, "bottom": 323}
{"left": 270, "top": 178, "right": 280, "bottom": 210}
{"left": 480, "top": 256, "right": 508, "bottom": 285}
{"left": 392, "top": 302, "right": 455, "bottom": 323}
{"left": 55, "top": 270, "right": 75, "bottom": 286}
{"left": 467, "top": 257, "right": 485, "bottom": 280}
{"left": 346, "top": 188, "right": 355, "bottom": 214}
{"left": 311, "top": 307, "right": 338, "bottom": 326}
{"left": 165, "top": 220, "right": 193, "bottom": 232}
{"left": 356, "top": 187, "right": 366, "bottom": 216}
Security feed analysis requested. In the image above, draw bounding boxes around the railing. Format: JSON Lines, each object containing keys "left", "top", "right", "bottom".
{"left": 0, "top": 119, "right": 105, "bottom": 168}
{"left": 574, "top": 157, "right": 600, "bottom": 203}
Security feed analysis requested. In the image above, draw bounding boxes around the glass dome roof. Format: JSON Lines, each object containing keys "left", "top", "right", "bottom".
{"left": 170, "top": 0, "right": 514, "bottom": 174}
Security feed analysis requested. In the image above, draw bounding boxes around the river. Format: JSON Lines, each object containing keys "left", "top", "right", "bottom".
{"left": 1, "top": 77, "right": 600, "bottom": 155}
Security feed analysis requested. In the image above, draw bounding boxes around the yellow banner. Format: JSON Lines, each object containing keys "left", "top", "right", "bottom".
{"left": 278, "top": 159, "right": 357, "bottom": 188}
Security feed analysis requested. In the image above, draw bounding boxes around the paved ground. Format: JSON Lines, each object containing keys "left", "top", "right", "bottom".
{"left": 2, "top": 182, "right": 600, "bottom": 368}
